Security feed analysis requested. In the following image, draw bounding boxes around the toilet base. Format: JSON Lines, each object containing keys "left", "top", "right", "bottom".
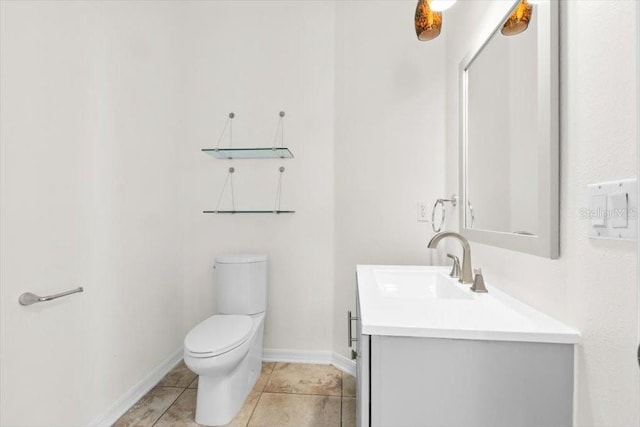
{"left": 194, "top": 323, "right": 264, "bottom": 426}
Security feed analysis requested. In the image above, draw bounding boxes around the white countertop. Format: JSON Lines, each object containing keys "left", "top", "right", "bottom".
{"left": 357, "top": 265, "right": 579, "bottom": 344}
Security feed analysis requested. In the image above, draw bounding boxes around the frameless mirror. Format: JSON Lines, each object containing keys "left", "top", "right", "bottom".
{"left": 460, "top": 0, "right": 559, "bottom": 258}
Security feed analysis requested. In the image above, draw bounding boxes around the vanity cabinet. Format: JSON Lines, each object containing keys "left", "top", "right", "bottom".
{"left": 355, "top": 292, "right": 370, "bottom": 427}
{"left": 354, "top": 277, "right": 575, "bottom": 427}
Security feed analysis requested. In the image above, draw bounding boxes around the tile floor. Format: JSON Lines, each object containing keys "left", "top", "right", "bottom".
{"left": 114, "top": 361, "right": 356, "bottom": 427}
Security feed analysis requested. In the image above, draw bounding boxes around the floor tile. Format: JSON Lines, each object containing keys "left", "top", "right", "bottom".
{"left": 188, "top": 377, "right": 198, "bottom": 389}
{"left": 342, "top": 397, "right": 356, "bottom": 427}
{"left": 157, "top": 360, "right": 197, "bottom": 388}
{"left": 253, "top": 362, "right": 275, "bottom": 392}
{"left": 342, "top": 373, "right": 356, "bottom": 397}
{"left": 262, "top": 361, "right": 276, "bottom": 374}
{"left": 113, "top": 387, "right": 182, "bottom": 427}
{"left": 248, "top": 393, "right": 341, "bottom": 427}
{"left": 265, "top": 363, "right": 342, "bottom": 396}
{"left": 225, "top": 391, "right": 261, "bottom": 427}
{"left": 154, "top": 388, "right": 261, "bottom": 427}
{"left": 153, "top": 389, "right": 198, "bottom": 427}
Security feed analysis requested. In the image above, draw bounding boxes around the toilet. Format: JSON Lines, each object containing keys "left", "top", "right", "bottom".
{"left": 184, "top": 254, "right": 267, "bottom": 426}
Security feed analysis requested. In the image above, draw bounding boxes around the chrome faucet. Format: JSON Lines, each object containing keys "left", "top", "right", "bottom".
{"left": 428, "top": 231, "right": 473, "bottom": 284}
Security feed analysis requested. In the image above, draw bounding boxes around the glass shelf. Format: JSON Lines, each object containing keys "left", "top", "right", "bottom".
{"left": 202, "top": 147, "right": 294, "bottom": 159}
{"left": 203, "top": 210, "right": 295, "bottom": 214}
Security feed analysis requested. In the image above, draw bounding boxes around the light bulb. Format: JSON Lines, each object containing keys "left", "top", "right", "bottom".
{"left": 429, "top": 0, "right": 457, "bottom": 12}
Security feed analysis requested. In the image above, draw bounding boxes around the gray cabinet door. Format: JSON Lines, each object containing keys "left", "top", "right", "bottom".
{"left": 355, "top": 287, "right": 370, "bottom": 427}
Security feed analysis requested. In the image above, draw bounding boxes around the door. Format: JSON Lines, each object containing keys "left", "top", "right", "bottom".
{"left": 0, "top": 3, "right": 94, "bottom": 424}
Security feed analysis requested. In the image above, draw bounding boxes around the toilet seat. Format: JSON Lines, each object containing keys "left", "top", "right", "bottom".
{"left": 185, "top": 315, "right": 252, "bottom": 358}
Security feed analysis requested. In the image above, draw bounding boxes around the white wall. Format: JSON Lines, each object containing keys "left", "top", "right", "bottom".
{"left": 177, "top": 1, "right": 336, "bottom": 352}
{"left": 175, "top": 0, "right": 448, "bottom": 360}
{"left": 0, "top": 2, "right": 184, "bottom": 425}
{"left": 444, "top": 1, "right": 639, "bottom": 426}
{"left": 1, "top": 1, "right": 336, "bottom": 424}
{"left": 2, "top": 1, "right": 337, "bottom": 424}
{"left": 333, "top": 1, "right": 446, "bottom": 357}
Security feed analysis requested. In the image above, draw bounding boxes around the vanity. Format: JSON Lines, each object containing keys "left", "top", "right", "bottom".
{"left": 353, "top": 265, "right": 579, "bottom": 427}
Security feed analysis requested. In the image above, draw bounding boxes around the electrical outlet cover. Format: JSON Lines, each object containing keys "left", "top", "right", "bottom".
{"left": 417, "top": 202, "right": 429, "bottom": 222}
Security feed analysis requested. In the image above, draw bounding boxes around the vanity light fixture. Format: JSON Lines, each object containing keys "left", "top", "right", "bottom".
{"left": 501, "top": 0, "right": 533, "bottom": 36}
{"left": 415, "top": 0, "right": 442, "bottom": 41}
{"left": 429, "top": 0, "right": 457, "bottom": 12}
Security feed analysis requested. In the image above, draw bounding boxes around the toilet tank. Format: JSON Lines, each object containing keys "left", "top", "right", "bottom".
{"left": 214, "top": 254, "right": 268, "bottom": 315}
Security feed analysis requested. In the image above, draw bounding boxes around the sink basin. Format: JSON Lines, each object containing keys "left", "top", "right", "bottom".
{"left": 357, "top": 264, "right": 580, "bottom": 344}
{"left": 374, "top": 269, "right": 472, "bottom": 300}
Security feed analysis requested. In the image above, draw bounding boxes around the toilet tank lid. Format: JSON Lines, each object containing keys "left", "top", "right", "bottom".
{"left": 215, "top": 254, "right": 268, "bottom": 264}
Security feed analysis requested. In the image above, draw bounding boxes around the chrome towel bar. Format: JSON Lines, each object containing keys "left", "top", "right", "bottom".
{"left": 19, "top": 287, "right": 83, "bottom": 306}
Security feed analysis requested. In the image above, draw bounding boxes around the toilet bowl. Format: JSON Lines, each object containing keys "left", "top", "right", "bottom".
{"left": 183, "top": 254, "right": 268, "bottom": 427}
{"left": 184, "top": 313, "right": 265, "bottom": 426}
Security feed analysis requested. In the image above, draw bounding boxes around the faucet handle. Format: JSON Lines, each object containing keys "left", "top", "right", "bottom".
{"left": 446, "top": 254, "right": 461, "bottom": 278}
{"left": 471, "top": 268, "right": 488, "bottom": 293}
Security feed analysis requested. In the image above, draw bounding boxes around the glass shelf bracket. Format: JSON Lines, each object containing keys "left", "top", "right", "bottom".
{"left": 203, "top": 111, "right": 293, "bottom": 159}
{"left": 205, "top": 166, "right": 294, "bottom": 214}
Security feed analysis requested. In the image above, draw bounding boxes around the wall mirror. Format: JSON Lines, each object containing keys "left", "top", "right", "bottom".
{"left": 459, "top": 0, "right": 559, "bottom": 258}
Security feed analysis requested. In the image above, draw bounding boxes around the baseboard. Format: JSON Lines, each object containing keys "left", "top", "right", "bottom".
{"left": 263, "top": 348, "right": 356, "bottom": 377}
{"left": 330, "top": 351, "right": 357, "bottom": 377}
{"left": 88, "top": 347, "right": 183, "bottom": 427}
{"left": 263, "top": 348, "right": 333, "bottom": 364}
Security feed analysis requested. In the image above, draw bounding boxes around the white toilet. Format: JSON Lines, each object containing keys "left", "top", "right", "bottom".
{"left": 184, "top": 254, "right": 267, "bottom": 426}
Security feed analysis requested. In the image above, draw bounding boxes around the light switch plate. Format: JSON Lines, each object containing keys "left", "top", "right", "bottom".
{"left": 589, "top": 194, "right": 607, "bottom": 228}
{"left": 586, "top": 178, "right": 637, "bottom": 241}
{"left": 610, "top": 192, "right": 629, "bottom": 229}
